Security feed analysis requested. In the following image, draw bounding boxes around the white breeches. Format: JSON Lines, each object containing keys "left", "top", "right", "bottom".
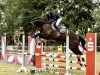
{"left": 56, "top": 17, "right": 62, "bottom": 26}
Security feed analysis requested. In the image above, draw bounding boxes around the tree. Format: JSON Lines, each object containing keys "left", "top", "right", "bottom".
{"left": 60, "top": 0, "right": 97, "bottom": 35}
{"left": 4, "top": 0, "right": 53, "bottom": 35}
{"left": 92, "top": 9, "right": 100, "bottom": 32}
{"left": 2, "top": 0, "right": 98, "bottom": 36}
{"left": 3, "top": 0, "right": 52, "bottom": 45}
{"left": 40, "top": 0, "right": 97, "bottom": 35}
{"left": 0, "top": 2, "right": 5, "bottom": 35}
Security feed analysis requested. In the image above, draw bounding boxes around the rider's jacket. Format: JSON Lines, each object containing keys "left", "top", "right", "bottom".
{"left": 47, "top": 12, "right": 60, "bottom": 24}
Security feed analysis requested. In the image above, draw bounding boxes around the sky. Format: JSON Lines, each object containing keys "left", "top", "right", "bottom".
{"left": 93, "top": 0, "right": 100, "bottom": 2}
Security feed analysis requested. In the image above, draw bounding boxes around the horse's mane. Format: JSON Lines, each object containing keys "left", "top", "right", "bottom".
{"left": 31, "top": 17, "right": 48, "bottom": 24}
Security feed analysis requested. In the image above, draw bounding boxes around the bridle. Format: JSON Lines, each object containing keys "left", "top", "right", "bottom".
{"left": 30, "top": 22, "right": 42, "bottom": 30}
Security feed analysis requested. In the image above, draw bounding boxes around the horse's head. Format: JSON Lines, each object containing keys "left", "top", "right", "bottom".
{"left": 28, "top": 17, "right": 47, "bottom": 38}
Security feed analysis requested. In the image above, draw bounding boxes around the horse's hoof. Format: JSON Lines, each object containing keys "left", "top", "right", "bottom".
{"left": 30, "top": 69, "right": 35, "bottom": 74}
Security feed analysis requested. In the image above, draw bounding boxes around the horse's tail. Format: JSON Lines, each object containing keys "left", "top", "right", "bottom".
{"left": 78, "top": 35, "right": 86, "bottom": 51}
{"left": 78, "top": 35, "right": 86, "bottom": 67}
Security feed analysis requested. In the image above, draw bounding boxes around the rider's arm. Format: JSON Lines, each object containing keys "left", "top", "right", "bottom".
{"left": 50, "top": 12, "right": 57, "bottom": 21}
{"left": 47, "top": 14, "right": 50, "bottom": 20}
{"left": 47, "top": 14, "right": 53, "bottom": 24}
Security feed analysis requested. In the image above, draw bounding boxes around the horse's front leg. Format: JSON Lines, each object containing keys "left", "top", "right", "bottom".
{"left": 35, "top": 30, "right": 46, "bottom": 38}
{"left": 30, "top": 32, "right": 41, "bottom": 38}
{"left": 35, "top": 33, "right": 41, "bottom": 38}
{"left": 35, "top": 32, "right": 42, "bottom": 38}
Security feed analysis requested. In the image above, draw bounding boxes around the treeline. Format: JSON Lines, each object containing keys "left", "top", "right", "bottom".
{"left": 0, "top": 0, "right": 99, "bottom": 34}
{"left": 0, "top": 0, "right": 100, "bottom": 46}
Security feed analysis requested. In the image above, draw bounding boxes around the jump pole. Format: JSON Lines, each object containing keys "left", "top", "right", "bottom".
{"left": 28, "top": 35, "right": 35, "bottom": 54}
{"left": 28, "top": 35, "right": 35, "bottom": 65}
{"left": 58, "top": 44, "right": 62, "bottom": 54}
{"left": 35, "top": 44, "right": 42, "bottom": 68}
{"left": 86, "top": 33, "right": 96, "bottom": 75}
{"left": 66, "top": 30, "right": 70, "bottom": 75}
{"left": 17, "top": 34, "right": 29, "bottom": 73}
{"left": 1, "top": 33, "right": 6, "bottom": 60}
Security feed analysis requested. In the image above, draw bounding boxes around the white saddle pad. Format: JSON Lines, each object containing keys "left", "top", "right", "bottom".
{"left": 60, "top": 25, "right": 66, "bottom": 33}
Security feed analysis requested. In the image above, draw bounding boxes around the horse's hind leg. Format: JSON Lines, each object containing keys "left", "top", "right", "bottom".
{"left": 76, "top": 55, "right": 86, "bottom": 67}
{"left": 82, "top": 57, "right": 86, "bottom": 67}
{"left": 77, "top": 55, "right": 83, "bottom": 66}
{"left": 71, "top": 47, "right": 83, "bottom": 55}
{"left": 72, "top": 48, "right": 86, "bottom": 67}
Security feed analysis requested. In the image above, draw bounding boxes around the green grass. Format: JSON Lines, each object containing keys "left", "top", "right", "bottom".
{"left": 0, "top": 62, "right": 51, "bottom": 75}
{"left": 0, "top": 52, "right": 100, "bottom": 75}
{"left": 0, "top": 62, "right": 29, "bottom": 75}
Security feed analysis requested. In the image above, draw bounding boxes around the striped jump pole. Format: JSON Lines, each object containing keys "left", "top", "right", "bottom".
{"left": 35, "top": 44, "right": 42, "bottom": 68}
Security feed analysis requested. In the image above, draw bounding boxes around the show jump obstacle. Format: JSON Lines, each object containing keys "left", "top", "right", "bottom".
{"left": 0, "top": 33, "right": 97, "bottom": 75}
{"left": 35, "top": 33, "right": 96, "bottom": 75}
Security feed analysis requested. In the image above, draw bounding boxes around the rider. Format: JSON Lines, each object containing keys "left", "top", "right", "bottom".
{"left": 45, "top": 6, "right": 62, "bottom": 37}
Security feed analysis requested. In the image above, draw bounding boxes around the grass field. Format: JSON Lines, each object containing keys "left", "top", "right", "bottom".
{"left": 0, "top": 52, "right": 100, "bottom": 75}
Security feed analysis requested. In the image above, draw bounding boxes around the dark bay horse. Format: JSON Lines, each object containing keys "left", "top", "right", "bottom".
{"left": 28, "top": 18, "right": 86, "bottom": 66}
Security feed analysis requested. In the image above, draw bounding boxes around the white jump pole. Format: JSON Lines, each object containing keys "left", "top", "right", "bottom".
{"left": 66, "top": 30, "right": 70, "bottom": 75}
{"left": 28, "top": 35, "right": 35, "bottom": 67}
{"left": 1, "top": 33, "right": 6, "bottom": 60}
{"left": 17, "top": 34, "right": 29, "bottom": 73}
{"left": 28, "top": 37, "right": 35, "bottom": 54}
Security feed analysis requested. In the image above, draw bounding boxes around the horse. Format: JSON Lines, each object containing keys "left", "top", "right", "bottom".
{"left": 28, "top": 17, "right": 86, "bottom": 66}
